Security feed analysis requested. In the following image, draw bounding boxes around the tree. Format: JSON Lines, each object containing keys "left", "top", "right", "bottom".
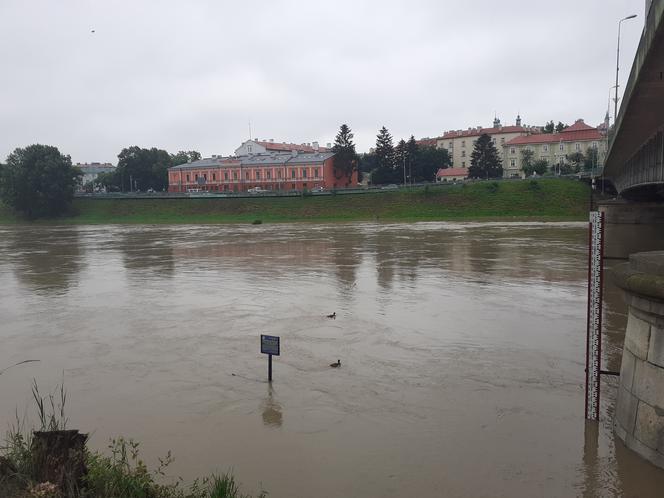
{"left": 584, "top": 147, "right": 599, "bottom": 172}
{"left": 543, "top": 121, "right": 555, "bottom": 134}
{"left": 468, "top": 134, "right": 503, "bottom": 179}
{"left": 0, "top": 144, "right": 81, "bottom": 218}
{"left": 170, "top": 150, "right": 201, "bottom": 166}
{"left": 371, "top": 126, "right": 399, "bottom": 184}
{"left": 395, "top": 139, "right": 407, "bottom": 183}
{"left": 415, "top": 146, "right": 451, "bottom": 182}
{"left": 566, "top": 152, "right": 585, "bottom": 173}
{"left": 523, "top": 159, "right": 549, "bottom": 177}
{"left": 555, "top": 121, "right": 568, "bottom": 133}
{"left": 116, "top": 146, "right": 173, "bottom": 192}
{"left": 331, "top": 124, "right": 358, "bottom": 181}
{"left": 375, "top": 127, "right": 395, "bottom": 171}
{"left": 519, "top": 149, "right": 535, "bottom": 173}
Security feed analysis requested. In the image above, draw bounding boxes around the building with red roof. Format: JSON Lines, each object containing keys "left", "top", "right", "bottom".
{"left": 435, "top": 167, "right": 468, "bottom": 182}
{"left": 434, "top": 116, "right": 538, "bottom": 174}
{"left": 503, "top": 119, "right": 608, "bottom": 177}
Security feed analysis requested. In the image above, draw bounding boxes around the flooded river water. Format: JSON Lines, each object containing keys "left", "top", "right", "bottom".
{"left": 1, "top": 222, "right": 664, "bottom": 497}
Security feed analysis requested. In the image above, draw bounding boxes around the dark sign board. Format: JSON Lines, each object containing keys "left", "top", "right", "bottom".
{"left": 261, "top": 335, "right": 280, "bottom": 356}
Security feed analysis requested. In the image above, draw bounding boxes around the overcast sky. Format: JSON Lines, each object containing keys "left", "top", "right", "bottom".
{"left": 0, "top": 0, "right": 644, "bottom": 163}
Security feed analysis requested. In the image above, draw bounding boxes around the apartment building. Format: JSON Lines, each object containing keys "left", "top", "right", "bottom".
{"left": 436, "top": 116, "right": 535, "bottom": 171}
{"left": 503, "top": 119, "right": 608, "bottom": 177}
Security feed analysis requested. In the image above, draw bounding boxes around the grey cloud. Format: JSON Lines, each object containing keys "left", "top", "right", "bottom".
{"left": 0, "top": 0, "right": 643, "bottom": 163}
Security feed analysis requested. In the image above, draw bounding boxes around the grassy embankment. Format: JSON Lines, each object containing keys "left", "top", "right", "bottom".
{"left": 0, "top": 178, "right": 592, "bottom": 225}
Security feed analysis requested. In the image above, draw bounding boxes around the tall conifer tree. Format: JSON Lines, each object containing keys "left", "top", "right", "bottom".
{"left": 468, "top": 134, "right": 503, "bottom": 179}
{"left": 331, "top": 124, "right": 358, "bottom": 180}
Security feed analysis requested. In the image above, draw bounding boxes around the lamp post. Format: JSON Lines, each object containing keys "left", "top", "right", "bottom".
{"left": 614, "top": 14, "right": 637, "bottom": 123}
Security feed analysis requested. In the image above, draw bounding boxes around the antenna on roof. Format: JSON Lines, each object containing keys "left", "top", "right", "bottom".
{"left": 248, "top": 120, "right": 252, "bottom": 140}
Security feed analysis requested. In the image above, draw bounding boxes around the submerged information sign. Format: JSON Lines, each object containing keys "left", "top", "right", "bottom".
{"left": 261, "top": 335, "right": 280, "bottom": 356}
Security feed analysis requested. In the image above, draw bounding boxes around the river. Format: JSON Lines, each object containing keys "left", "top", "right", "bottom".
{"left": 1, "top": 222, "right": 663, "bottom": 497}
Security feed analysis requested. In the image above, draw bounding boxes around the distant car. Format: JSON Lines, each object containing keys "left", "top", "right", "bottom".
{"left": 312, "top": 186, "right": 325, "bottom": 193}
{"left": 248, "top": 187, "right": 269, "bottom": 194}
{"left": 147, "top": 188, "right": 155, "bottom": 193}
{"left": 381, "top": 184, "right": 398, "bottom": 190}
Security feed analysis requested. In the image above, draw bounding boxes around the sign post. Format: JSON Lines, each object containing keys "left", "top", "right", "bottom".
{"left": 585, "top": 211, "right": 605, "bottom": 421}
{"left": 260, "top": 334, "right": 280, "bottom": 382}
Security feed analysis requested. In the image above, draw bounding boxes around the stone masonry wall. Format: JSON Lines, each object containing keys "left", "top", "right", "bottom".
{"left": 613, "top": 252, "right": 664, "bottom": 469}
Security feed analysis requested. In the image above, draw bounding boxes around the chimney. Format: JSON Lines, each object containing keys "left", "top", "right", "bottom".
{"left": 326, "top": 142, "right": 332, "bottom": 148}
{"left": 516, "top": 114, "right": 522, "bottom": 126}
{"left": 270, "top": 138, "right": 274, "bottom": 143}
{"left": 312, "top": 141, "right": 319, "bottom": 151}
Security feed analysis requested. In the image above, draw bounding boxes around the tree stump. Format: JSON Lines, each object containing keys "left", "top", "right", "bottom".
{"left": 31, "top": 430, "right": 88, "bottom": 495}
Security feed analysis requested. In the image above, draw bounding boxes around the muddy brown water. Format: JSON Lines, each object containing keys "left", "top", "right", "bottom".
{"left": 1, "top": 222, "right": 663, "bottom": 497}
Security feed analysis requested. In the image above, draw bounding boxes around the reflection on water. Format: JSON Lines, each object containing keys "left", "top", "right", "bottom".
{"left": 6, "top": 227, "right": 84, "bottom": 294}
{"left": 1, "top": 222, "right": 663, "bottom": 498}
{"left": 261, "top": 384, "right": 283, "bottom": 428}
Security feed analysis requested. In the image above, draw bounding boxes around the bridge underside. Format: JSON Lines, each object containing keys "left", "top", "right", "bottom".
{"left": 605, "top": 2, "right": 664, "bottom": 200}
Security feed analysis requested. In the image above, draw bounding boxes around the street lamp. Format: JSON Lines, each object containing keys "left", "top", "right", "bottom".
{"left": 614, "top": 14, "right": 637, "bottom": 123}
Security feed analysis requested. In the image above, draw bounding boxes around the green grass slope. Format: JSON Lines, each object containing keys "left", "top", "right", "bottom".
{"left": 0, "top": 178, "right": 591, "bottom": 225}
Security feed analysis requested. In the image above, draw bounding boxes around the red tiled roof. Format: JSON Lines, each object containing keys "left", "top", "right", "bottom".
{"left": 560, "top": 119, "right": 595, "bottom": 133}
{"left": 416, "top": 138, "right": 439, "bottom": 147}
{"left": 256, "top": 141, "right": 329, "bottom": 153}
{"left": 441, "top": 126, "right": 527, "bottom": 139}
{"left": 506, "top": 129, "right": 603, "bottom": 145}
{"left": 436, "top": 167, "right": 468, "bottom": 177}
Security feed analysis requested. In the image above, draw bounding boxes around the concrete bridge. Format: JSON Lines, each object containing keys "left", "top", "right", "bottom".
{"left": 605, "top": 0, "right": 664, "bottom": 200}
{"left": 604, "top": 0, "right": 664, "bottom": 472}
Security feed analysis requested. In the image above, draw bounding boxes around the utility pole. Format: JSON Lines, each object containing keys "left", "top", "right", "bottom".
{"left": 403, "top": 155, "right": 406, "bottom": 186}
{"left": 614, "top": 15, "right": 638, "bottom": 122}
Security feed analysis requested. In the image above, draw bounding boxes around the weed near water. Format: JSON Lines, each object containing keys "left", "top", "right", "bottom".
{"left": 0, "top": 381, "right": 266, "bottom": 498}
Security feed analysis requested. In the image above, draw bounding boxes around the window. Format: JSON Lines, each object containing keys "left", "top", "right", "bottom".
{"left": 575, "top": 143, "right": 581, "bottom": 151}
{"left": 449, "top": 142, "right": 453, "bottom": 148}
{"left": 510, "top": 147, "right": 516, "bottom": 155}
{"left": 461, "top": 140, "right": 466, "bottom": 148}
{"left": 291, "top": 183, "right": 296, "bottom": 189}
{"left": 186, "top": 174, "right": 190, "bottom": 182}
{"left": 314, "top": 168, "right": 319, "bottom": 178}
{"left": 302, "top": 168, "right": 307, "bottom": 178}
{"left": 500, "top": 138, "right": 505, "bottom": 144}
{"left": 542, "top": 145, "right": 548, "bottom": 152}
{"left": 592, "top": 142, "right": 598, "bottom": 149}
{"left": 510, "top": 159, "right": 516, "bottom": 167}
{"left": 255, "top": 170, "right": 261, "bottom": 180}
{"left": 559, "top": 143, "right": 564, "bottom": 151}
{"left": 245, "top": 172, "right": 249, "bottom": 180}
{"left": 278, "top": 170, "right": 282, "bottom": 179}
{"left": 492, "top": 138, "right": 496, "bottom": 143}
{"left": 212, "top": 173, "right": 216, "bottom": 181}
{"left": 267, "top": 170, "right": 271, "bottom": 179}
{"left": 462, "top": 161, "right": 466, "bottom": 167}
{"left": 224, "top": 172, "right": 229, "bottom": 180}
{"left": 461, "top": 151, "right": 466, "bottom": 157}
{"left": 233, "top": 171, "right": 237, "bottom": 180}
{"left": 203, "top": 174, "right": 207, "bottom": 181}
{"left": 195, "top": 174, "right": 198, "bottom": 180}
{"left": 291, "top": 169, "right": 296, "bottom": 179}
{"left": 247, "top": 145, "right": 252, "bottom": 153}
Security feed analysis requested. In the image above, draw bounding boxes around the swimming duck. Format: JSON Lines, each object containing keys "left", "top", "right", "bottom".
{"left": 326, "top": 312, "right": 336, "bottom": 319}
{"left": 330, "top": 360, "right": 341, "bottom": 368}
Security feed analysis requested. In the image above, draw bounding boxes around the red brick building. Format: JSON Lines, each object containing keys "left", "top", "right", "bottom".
{"left": 168, "top": 151, "right": 358, "bottom": 193}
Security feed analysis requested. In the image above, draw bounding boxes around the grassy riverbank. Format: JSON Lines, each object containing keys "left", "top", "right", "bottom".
{"left": 0, "top": 178, "right": 592, "bottom": 224}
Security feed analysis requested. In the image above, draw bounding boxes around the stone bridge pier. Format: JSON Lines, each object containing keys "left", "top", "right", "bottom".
{"left": 613, "top": 252, "right": 664, "bottom": 468}
{"left": 600, "top": 202, "right": 664, "bottom": 259}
